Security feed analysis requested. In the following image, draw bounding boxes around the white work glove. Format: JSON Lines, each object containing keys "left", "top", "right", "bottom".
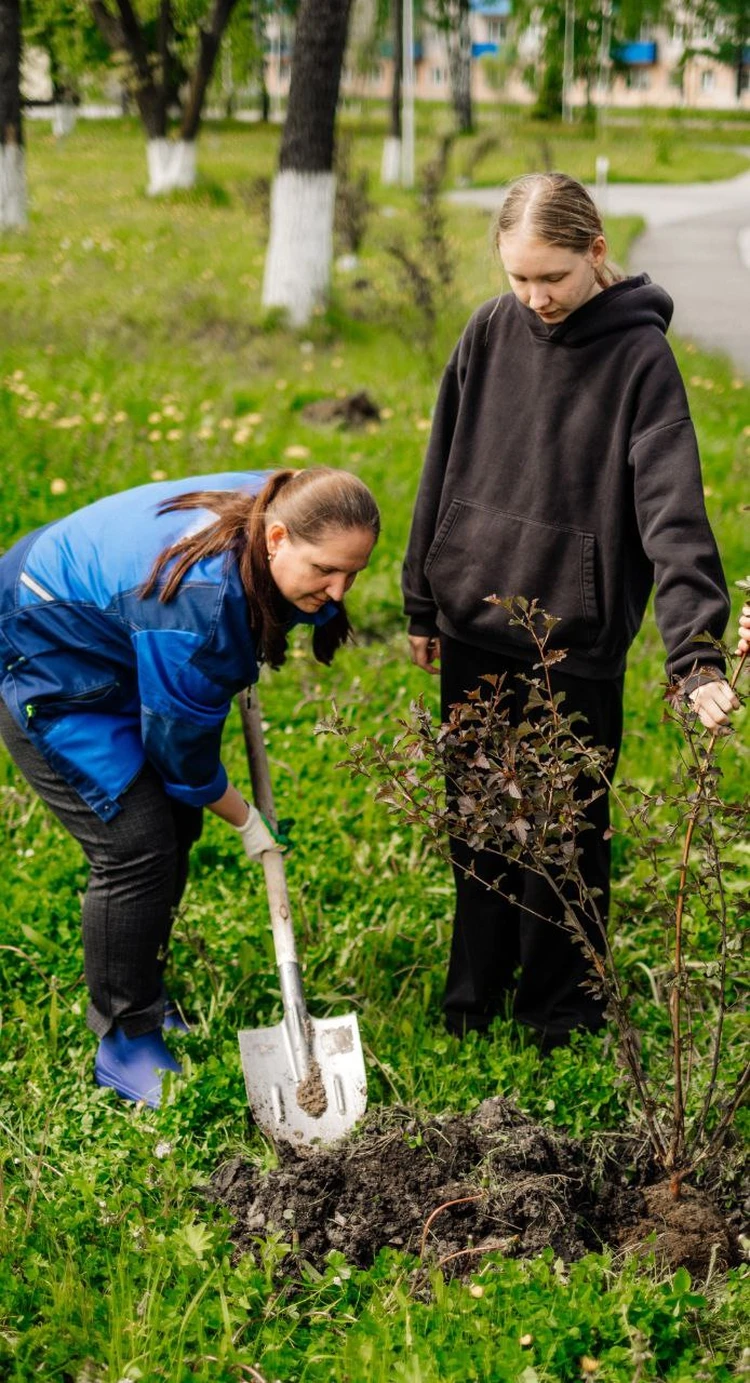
{"left": 234, "top": 804, "right": 283, "bottom": 861}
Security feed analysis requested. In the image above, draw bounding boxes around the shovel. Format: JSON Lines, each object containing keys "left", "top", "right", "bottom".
{"left": 237, "top": 690, "right": 368, "bottom": 1147}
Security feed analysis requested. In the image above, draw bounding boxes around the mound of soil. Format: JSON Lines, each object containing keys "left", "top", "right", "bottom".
{"left": 301, "top": 391, "right": 380, "bottom": 428}
{"left": 210, "top": 1098, "right": 739, "bottom": 1277}
{"left": 615, "top": 1181, "right": 738, "bottom": 1278}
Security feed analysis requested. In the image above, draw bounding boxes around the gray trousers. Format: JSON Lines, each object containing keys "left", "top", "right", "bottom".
{"left": 0, "top": 699, "right": 202, "bottom": 1037}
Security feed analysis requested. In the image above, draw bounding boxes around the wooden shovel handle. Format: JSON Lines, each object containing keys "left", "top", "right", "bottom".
{"left": 239, "top": 690, "right": 278, "bottom": 829}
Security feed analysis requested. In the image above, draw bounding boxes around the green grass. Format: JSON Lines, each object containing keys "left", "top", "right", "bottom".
{"left": 336, "top": 98, "right": 750, "bottom": 184}
{"left": 0, "top": 119, "right": 748, "bottom": 1382}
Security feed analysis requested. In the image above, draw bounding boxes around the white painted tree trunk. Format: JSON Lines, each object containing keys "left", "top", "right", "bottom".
{"left": 380, "top": 135, "right": 401, "bottom": 185}
{"left": 52, "top": 104, "right": 76, "bottom": 138}
{"left": 262, "top": 170, "right": 336, "bottom": 327}
{"left": 0, "top": 143, "right": 26, "bottom": 229}
{"left": 146, "top": 139, "right": 197, "bottom": 196}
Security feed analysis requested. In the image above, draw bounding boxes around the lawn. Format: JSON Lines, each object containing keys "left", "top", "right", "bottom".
{"left": 0, "top": 117, "right": 748, "bottom": 1382}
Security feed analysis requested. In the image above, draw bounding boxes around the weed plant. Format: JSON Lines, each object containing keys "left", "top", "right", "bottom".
{"left": 0, "top": 120, "right": 747, "bottom": 1380}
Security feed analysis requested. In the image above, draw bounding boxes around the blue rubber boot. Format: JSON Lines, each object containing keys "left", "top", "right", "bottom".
{"left": 94, "top": 1027, "right": 182, "bottom": 1108}
{"left": 163, "top": 997, "right": 191, "bottom": 1034}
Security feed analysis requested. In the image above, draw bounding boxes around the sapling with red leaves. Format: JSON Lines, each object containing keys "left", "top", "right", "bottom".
{"left": 321, "top": 594, "right": 748, "bottom": 1190}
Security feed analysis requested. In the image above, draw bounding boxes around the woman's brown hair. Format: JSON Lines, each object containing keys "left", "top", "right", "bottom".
{"left": 493, "top": 172, "right": 623, "bottom": 288}
{"left": 140, "top": 468, "right": 380, "bottom": 669}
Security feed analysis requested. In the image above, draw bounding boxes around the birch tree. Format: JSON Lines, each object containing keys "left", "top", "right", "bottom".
{"left": 88, "top": 0, "right": 240, "bottom": 194}
{"left": 429, "top": 0, "right": 473, "bottom": 133}
{"left": 262, "top": 0, "right": 353, "bottom": 326}
{"left": 0, "top": 0, "right": 26, "bottom": 230}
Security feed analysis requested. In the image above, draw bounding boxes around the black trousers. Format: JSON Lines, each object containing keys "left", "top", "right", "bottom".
{"left": 0, "top": 699, "right": 202, "bottom": 1038}
{"left": 440, "top": 635, "right": 624, "bottom": 1039}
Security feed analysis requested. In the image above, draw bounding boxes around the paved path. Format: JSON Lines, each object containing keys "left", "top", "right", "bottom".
{"left": 450, "top": 161, "right": 750, "bottom": 375}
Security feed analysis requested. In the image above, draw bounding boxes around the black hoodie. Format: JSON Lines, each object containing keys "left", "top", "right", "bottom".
{"left": 402, "top": 275, "right": 730, "bottom": 682}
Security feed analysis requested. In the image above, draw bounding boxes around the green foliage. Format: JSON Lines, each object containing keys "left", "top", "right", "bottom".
{"left": 22, "top": 0, "right": 109, "bottom": 98}
{"left": 0, "top": 119, "right": 747, "bottom": 1380}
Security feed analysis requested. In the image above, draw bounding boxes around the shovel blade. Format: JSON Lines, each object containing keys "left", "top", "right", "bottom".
{"left": 238, "top": 1011, "right": 367, "bottom": 1147}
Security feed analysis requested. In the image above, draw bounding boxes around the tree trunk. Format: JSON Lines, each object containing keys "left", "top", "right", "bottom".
{"left": 89, "top": 0, "right": 168, "bottom": 139}
{"left": 253, "top": 0, "right": 271, "bottom": 122}
{"left": 391, "top": 0, "right": 403, "bottom": 138}
{"left": 89, "top": 0, "right": 237, "bottom": 194}
{"left": 0, "top": 0, "right": 26, "bottom": 230}
{"left": 446, "top": 0, "right": 473, "bottom": 134}
{"left": 381, "top": 0, "right": 402, "bottom": 184}
{"left": 262, "top": 0, "right": 353, "bottom": 326}
{"left": 180, "top": 0, "right": 239, "bottom": 140}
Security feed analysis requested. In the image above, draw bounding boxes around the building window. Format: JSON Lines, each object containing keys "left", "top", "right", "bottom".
{"left": 701, "top": 68, "right": 716, "bottom": 91}
{"left": 487, "top": 18, "right": 507, "bottom": 41}
{"left": 741, "top": 68, "right": 749, "bottom": 92}
{"left": 431, "top": 66, "right": 448, "bottom": 85}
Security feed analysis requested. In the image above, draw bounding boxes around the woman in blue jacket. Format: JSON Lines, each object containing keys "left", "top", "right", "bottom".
{"left": 0, "top": 466, "right": 380, "bottom": 1107}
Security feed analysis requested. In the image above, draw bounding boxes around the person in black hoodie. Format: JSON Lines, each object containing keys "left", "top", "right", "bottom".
{"left": 403, "top": 171, "right": 740, "bottom": 1049}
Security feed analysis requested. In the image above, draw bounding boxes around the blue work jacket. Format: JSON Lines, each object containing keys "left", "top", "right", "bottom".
{"left": 0, "top": 472, "right": 336, "bottom": 821}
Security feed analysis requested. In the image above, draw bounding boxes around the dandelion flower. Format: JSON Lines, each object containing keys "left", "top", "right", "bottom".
{"left": 166, "top": 429, "right": 183, "bottom": 442}
{"left": 50, "top": 478, "right": 68, "bottom": 495}
{"left": 233, "top": 429, "right": 250, "bottom": 445}
{"left": 92, "top": 412, "right": 107, "bottom": 424}
{"left": 112, "top": 411, "right": 127, "bottom": 424}
{"left": 284, "top": 445, "right": 310, "bottom": 460}
{"left": 151, "top": 469, "right": 168, "bottom": 481}
{"left": 380, "top": 407, "right": 394, "bottom": 419}
{"left": 275, "top": 379, "right": 288, "bottom": 391}
{"left": 197, "top": 426, "right": 214, "bottom": 440}
{"left": 219, "top": 418, "right": 233, "bottom": 430}
{"left": 199, "top": 400, "right": 213, "bottom": 412}
{"left": 416, "top": 418, "right": 431, "bottom": 431}
{"left": 148, "top": 430, "right": 162, "bottom": 442}
{"left": 148, "top": 411, "right": 162, "bottom": 424}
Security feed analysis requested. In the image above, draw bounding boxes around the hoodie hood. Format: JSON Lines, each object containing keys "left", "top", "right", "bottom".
{"left": 517, "top": 273, "right": 674, "bottom": 346}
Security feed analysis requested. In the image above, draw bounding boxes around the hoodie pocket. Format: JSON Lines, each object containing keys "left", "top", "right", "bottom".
{"left": 425, "top": 499, "right": 601, "bottom": 650}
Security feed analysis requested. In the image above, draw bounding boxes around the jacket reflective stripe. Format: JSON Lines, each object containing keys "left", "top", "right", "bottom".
{"left": 19, "top": 572, "right": 55, "bottom": 602}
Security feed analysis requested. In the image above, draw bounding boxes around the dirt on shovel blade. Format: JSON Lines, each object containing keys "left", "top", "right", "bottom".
{"left": 210, "top": 1097, "right": 739, "bottom": 1277}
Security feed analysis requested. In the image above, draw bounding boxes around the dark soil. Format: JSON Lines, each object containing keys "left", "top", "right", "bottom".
{"left": 210, "top": 1098, "right": 740, "bottom": 1278}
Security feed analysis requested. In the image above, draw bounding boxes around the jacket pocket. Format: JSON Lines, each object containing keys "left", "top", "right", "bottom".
{"left": 30, "top": 679, "right": 120, "bottom": 724}
{"left": 425, "top": 499, "right": 601, "bottom": 650}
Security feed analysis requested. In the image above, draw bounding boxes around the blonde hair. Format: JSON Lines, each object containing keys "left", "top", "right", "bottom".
{"left": 493, "top": 172, "right": 622, "bottom": 287}
{"left": 142, "top": 468, "right": 380, "bottom": 669}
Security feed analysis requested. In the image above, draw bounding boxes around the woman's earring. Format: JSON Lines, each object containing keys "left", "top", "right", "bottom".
{"left": 267, "top": 550, "right": 274, "bottom": 562}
